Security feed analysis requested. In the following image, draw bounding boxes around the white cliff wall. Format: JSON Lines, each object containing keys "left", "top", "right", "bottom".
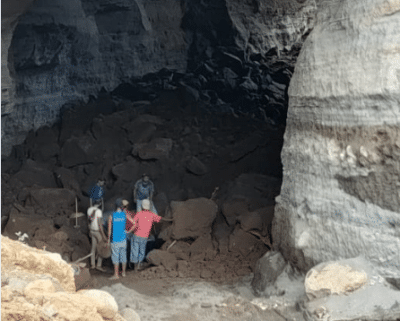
{"left": 272, "top": 0, "right": 400, "bottom": 279}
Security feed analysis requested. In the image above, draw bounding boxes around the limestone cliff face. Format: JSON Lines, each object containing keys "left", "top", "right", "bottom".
{"left": 1, "top": 0, "right": 317, "bottom": 157}
{"left": 272, "top": 0, "right": 400, "bottom": 279}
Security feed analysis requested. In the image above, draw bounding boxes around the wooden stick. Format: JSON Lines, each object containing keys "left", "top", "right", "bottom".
{"left": 167, "top": 240, "right": 177, "bottom": 252}
{"left": 72, "top": 252, "right": 93, "bottom": 264}
{"left": 248, "top": 230, "right": 272, "bottom": 249}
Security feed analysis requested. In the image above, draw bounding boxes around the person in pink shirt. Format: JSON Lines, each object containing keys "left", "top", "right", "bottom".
{"left": 130, "top": 199, "right": 171, "bottom": 271}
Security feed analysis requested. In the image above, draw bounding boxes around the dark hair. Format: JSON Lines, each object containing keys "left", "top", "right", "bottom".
{"left": 115, "top": 198, "right": 123, "bottom": 208}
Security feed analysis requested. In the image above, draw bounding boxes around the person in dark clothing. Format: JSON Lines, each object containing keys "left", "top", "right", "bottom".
{"left": 89, "top": 179, "right": 105, "bottom": 210}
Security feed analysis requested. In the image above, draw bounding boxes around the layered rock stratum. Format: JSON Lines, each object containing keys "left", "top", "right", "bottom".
{"left": 272, "top": 0, "right": 400, "bottom": 280}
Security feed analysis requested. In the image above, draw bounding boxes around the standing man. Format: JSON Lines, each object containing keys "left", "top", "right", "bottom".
{"left": 108, "top": 198, "right": 135, "bottom": 280}
{"left": 130, "top": 199, "right": 172, "bottom": 271}
{"left": 120, "top": 199, "right": 135, "bottom": 267}
{"left": 89, "top": 179, "right": 105, "bottom": 210}
{"left": 87, "top": 202, "right": 107, "bottom": 272}
{"left": 133, "top": 174, "right": 158, "bottom": 214}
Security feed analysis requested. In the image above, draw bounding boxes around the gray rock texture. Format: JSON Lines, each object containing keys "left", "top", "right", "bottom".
{"left": 251, "top": 251, "right": 287, "bottom": 296}
{"left": 1, "top": 0, "right": 317, "bottom": 156}
{"left": 2, "top": 0, "right": 187, "bottom": 156}
{"left": 272, "top": 0, "right": 400, "bottom": 280}
{"left": 1, "top": 0, "right": 35, "bottom": 115}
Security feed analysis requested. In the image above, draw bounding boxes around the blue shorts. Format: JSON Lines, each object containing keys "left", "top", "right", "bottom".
{"left": 111, "top": 241, "right": 127, "bottom": 264}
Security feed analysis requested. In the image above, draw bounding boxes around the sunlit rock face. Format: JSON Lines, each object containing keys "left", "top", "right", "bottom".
{"left": 272, "top": 0, "right": 400, "bottom": 279}
{"left": 1, "top": 0, "right": 317, "bottom": 157}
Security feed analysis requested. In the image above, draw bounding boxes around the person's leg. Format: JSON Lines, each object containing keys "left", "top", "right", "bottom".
{"left": 97, "top": 256, "right": 104, "bottom": 270}
{"left": 128, "top": 234, "right": 135, "bottom": 269}
{"left": 110, "top": 242, "right": 119, "bottom": 280}
{"left": 137, "top": 237, "right": 149, "bottom": 271}
{"left": 121, "top": 242, "right": 127, "bottom": 277}
{"left": 136, "top": 200, "right": 142, "bottom": 212}
{"left": 138, "top": 237, "right": 148, "bottom": 263}
{"left": 90, "top": 233, "right": 98, "bottom": 269}
{"left": 93, "top": 231, "right": 105, "bottom": 271}
{"left": 130, "top": 235, "right": 140, "bottom": 265}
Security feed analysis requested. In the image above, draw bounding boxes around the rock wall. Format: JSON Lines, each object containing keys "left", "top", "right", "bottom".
{"left": 1, "top": 0, "right": 317, "bottom": 157}
{"left": 1, "top": 0, "right": 35, "bottom": 114}
{"left": 272, "top": 0, "right": 400, "bottom": 280}
{"left": 1, "top": 0, "right": 187, "bottom": 157}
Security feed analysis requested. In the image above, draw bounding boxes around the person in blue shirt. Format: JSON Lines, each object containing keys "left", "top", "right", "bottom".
{"left": 108, "top": 198, "right": 135, "bottom": 280}
{"left": 133, "top": 174, "right": 158, "bottom": 214}
{"left": 89, "top": 180, "right": 105, "bottom": 209}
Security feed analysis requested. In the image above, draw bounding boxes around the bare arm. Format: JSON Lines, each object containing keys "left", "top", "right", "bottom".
{"left": 108, "top": 216, "right": 112, "bottom": 244}
{"left": 98, "top": 217, "right": 106, "bottom": 241}
{"left": 126, "top": 216, "right": 136, "bottom": 234}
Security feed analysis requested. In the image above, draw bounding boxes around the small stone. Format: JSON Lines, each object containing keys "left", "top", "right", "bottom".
{"left": 201, "top": 303, "right": 212, "bottom": 308}
{"left": 200, "top": 269, "right": 213, "bottom": 279}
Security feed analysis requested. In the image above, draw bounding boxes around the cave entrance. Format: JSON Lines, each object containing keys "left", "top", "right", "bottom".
{"left": 1, "top": 89, "right": 285, "bottom": 288}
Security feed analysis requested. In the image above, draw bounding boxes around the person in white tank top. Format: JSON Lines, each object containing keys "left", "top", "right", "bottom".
{"left": 87, "top": 203, "right": 107, "bottom": 271}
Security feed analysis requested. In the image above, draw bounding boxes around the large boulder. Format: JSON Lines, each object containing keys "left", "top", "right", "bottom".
{"left": 125, "top": 121, "right": 157, "bottom": 145}
{"left": 29, "top": 188, "right": 76, "bottom": 213}
{"left": 147, "top": 249, "right": 178, "bottom": 271}
{"left": 1, "top": 235, "right": 75, "bottom": 292}
{"left": 120, "top": 308, "right": 141, "bottom": 321}
{"left": 79, "top": 289, "right": 119, "bottom": 319}
{"left": 134, "top": 138, "right": 173, "bottom": 160}
{"left": 188, "top": 234, "right": 215, "bottom": 261}
{"left": 54, "top": 167, "right": 82, "bottom": 197}
{"left": 1, "top": 236, "right": 132, "bottom": 321}
{"left": 238, "top": 206, "right": 275, "bottom": 235}
{"left": 251, "top": 251, "right": 287, "bottom": 296}
{"left": 304, "top": 257, "right": 400, "bottom": 321}
{"left": 272, "top": 0, "right": 400, "bottom": 280}
{"left": 228, "top": 226, "right": 260, "bottom": 257}
{"left": 185, "top": 156, "right": 209, "bottom": 175}
{"left": 222, "top": 198, "right": 248, "bottom": 226}
{"left": 60, "top": 135, "right": 97, "bottom": 168}
{"left": 111, "top": 159, "right": 141, "bottom": 183}
{"left": 170, "top": 198, "right": 218, "bottom": 240}
{"left": 3, "top": 211, "right": 54, "bottom": 242}
{"left": 9, "top": 159, "right": 57, "bottom": 188}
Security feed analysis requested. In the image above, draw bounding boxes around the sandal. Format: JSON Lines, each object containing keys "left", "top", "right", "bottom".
{"left": 96, "top": 266, "right": 106, "bottom": 272}
{"left": 109, "top": 275, "right": 119, "bottom": 280}
{"left": 121, "top": 272, "right": 126, "bottom": 277}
